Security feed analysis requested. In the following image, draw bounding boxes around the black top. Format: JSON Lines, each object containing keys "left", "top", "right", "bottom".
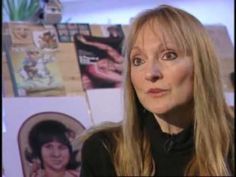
{"left": 80, "top": 114, "right": 194, "bottom": 176}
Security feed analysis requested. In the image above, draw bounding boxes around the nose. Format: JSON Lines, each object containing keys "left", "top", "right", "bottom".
{"left": 145, "top": 61, "right": 162, "bottom": 82}
{"left": 51, "top": 148, "right": 60, "bottom": 157}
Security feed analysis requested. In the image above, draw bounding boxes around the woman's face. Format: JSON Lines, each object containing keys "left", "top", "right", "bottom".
{"left": 130, "top": 24, "right": 193, "bottom": 115}
{"left": 41, "top": 140, "right": 70, "bottom": 171}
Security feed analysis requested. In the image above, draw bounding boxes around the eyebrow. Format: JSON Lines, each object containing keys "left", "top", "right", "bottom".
{"left": 157, "top": 42, "right": 177, "bottom": 51}
{"left": 130, "top": 46, "right": 141, "bottom": 53}
{"left": 131, "top": 42, "right": 177, "bottom": 54}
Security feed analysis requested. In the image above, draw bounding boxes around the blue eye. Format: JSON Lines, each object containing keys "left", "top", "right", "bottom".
{"left": 132, "top": 57, "right": 145, "bottom": 66}
{"left": 162, "top": 51, "right": 177, "bottom": 60}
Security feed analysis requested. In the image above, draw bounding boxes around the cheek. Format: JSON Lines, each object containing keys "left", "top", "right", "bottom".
{"left": 62, "top": 149, "right": 70, "bottom": 156}
{"left": 131, "top": 70, "right": 144, "bottom": 89}
{"left": 169, "top": 63, "right": 193, "bottom": 97}
{"left": 172, "top": 66, "right": 192, "bottom": 83}
{"left": 41, "top": 148, "right": 49, "bottom": 158}
{"left": 63, "top": 150, "right": 70, "bottom": 162}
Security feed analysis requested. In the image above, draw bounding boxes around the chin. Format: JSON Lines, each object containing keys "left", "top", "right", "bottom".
{"left": 50, "top": 165, "right": 65, "bottom": 171}
{"left": 145, "top": 104, "right": 171, "bottom": 115}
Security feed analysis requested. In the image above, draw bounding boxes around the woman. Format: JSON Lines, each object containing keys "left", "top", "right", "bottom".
{"left": 26, "top": 120, "right": 80, "bottom": 177}
{"left": 80, "top": 5, "right": 234, "bottom": 176}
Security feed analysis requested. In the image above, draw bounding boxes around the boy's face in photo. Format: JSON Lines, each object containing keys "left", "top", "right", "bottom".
{"left": 41, "top": 140, "right": 70, "bottom": 171}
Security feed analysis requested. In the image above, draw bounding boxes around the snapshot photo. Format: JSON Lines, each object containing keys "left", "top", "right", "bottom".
{"left": 18, "top": 112, "right": 86, "bottom": 177}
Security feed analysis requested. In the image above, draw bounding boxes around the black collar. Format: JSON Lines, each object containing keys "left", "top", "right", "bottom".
{"left": 144, "top": 113, "right": 194, "bottom": 154}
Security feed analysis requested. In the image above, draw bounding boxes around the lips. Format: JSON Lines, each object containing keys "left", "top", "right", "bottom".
{"left": 146, "top": 88, "right": 168, "bottom": 97}
{"left": 51, "top": 159, "right": 62, "bottom": 165}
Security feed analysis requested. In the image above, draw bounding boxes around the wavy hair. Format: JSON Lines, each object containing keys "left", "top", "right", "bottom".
{"left": 26, "top": 120, "right": 80, "bottom": 169}
{"left": 81, "top": 5, "right": 234, "bottom": 176}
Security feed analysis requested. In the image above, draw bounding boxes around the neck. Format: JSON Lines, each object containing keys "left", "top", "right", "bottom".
{"left": 153, "top": 102, "right": 193, "bottom": 135}
{"left": 44, "top": 168, "right": 66, "bottom": 177}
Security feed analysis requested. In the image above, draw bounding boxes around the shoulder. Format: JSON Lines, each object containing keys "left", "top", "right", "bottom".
{"left": 82, "top": 124, "right": 121, "bottom": 154}
{"left": 80, "top": 130, "right": 118, "bottom": 176}
{"left": 82, "top": 130, "right": 112, "bottom": 153}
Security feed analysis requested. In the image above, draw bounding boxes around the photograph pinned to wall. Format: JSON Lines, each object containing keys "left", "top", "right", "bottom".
{"left": 74, "top": 34, "right": 124, "bottom": 90}
{"left": 77, "top": 23, "right": 91, "bottom": 36}
{"left": 70, "top": 23, "right": 91, "bottom": 42}
{"left": 9, "top": 23, "right": 33, "bottom": 44}
{"left": 67, "top": 23, "right": 79, "bottom": 42}
{"left": 100, "top": 24, "right": 125, "bottom": 39}
{"left": 57, "top": 28, "right": 71, "bottom": 42}
{"left": 8, "top": 47, "right": 65, "bottom": 96}
{"left": 55, "top": 23, "right": 91, "bottom": 42}
{"left": 69, "top": 30, "right": 79, "bottom": 42}
{"left": 55, "top": 23, "right": 70, "bottom": 42}
{"left": 18, "top": 112, "right": 85, "bottom": 177}
{"left": 55, "top": 23, "right": 67, "bottom": 29}
{"left": 33, "top": 30, "right": 59, "bottom": 51}
{"left": 67, "top": 23, "right": 78, "bottom": 30}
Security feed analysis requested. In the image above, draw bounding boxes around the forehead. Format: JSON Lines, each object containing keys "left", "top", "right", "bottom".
{"left": 132, "top": 19, "right": 190, "bottom": 54}
{"left": 133, "top": 21, "right": 176, "bottom": 49}
{"left": 44, "top": 139, "right": 65, "bottom": 144}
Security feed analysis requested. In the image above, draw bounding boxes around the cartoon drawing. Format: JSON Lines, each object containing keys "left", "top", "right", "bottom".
{"left": 33, "top": 30, "right": 58, "bottom": 50}
{"left": 18, "top": 48, "right": 55, "bottom": 85}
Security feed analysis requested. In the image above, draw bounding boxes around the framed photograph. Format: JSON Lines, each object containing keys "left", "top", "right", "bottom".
{"left": 18, "top": 112, "right": 85, "bottom": 177}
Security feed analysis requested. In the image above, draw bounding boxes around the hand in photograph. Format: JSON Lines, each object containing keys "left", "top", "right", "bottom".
{"left": 78, "top": 35, "right": 123, "bottom": 87}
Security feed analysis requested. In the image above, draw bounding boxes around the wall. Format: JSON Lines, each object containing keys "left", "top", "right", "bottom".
{"left": 61, "top": 0, "right": 234, "bottom": 45}
{"left": 3, "top": 0, "right": 234, "bottom": 44}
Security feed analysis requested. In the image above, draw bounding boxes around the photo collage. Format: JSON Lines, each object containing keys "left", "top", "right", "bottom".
{"left": 3, "top": 22, "right": 128, "bottom": 97}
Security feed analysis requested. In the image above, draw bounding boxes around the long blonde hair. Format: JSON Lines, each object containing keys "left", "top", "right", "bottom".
{"left": 80, "top": 5, "right": 234, "bottom": 176}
